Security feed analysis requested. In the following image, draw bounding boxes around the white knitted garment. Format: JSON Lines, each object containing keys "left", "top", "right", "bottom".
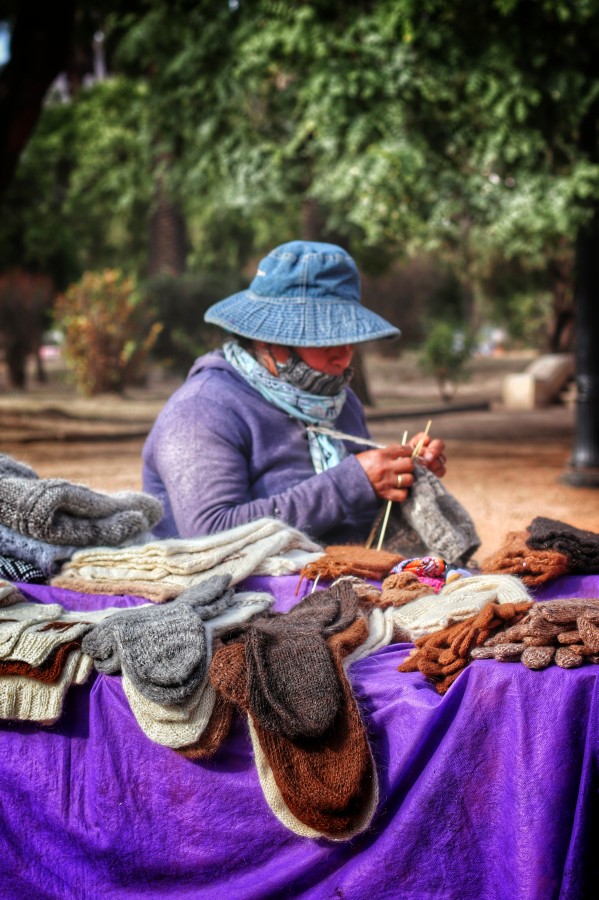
{"left": 343, "top": 609, "right": 395, "bottom": 668}
{"left": 389, "top": 574, "right": 531, "bottom": 642}
{"left": 0, "top": 579, "right": 23, "bottom": 607}
{"left": 0, "top": 650, "right": 86, "bottom": 723}
{"left": 0, "top": 603, "right": 64, "bottom": 657}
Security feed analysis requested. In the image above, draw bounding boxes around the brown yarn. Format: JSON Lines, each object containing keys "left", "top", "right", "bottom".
{"left": 480, "top": 530, "right": 569, "bottom": 586}
{"left": 397, "top": 601, "right": 532, "bottom": 694}
{"left": 0, "top": 640, "right": 81, "bottom": 683}
{"left": 176, "top": 692, "right": 234, "bottom": 761}
{"left": 298, "top": 545, "right": 404, "bottom": 588}
{"left": 379, "top": 572, "right": 432, "bottom": 608}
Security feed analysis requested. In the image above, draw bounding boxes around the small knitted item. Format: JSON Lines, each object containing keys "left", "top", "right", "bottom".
{"left": 393, "top": 557, "right": 447, "bottom": 579}
{"left": 0, "top": 555, "right": 46, "bottom": 584}
{"left": 343, "top": 607, "right": 396, "bottom": 666}
{"left": 211, "top": 615, "right": 378, "bottom": 839}
{"left": 0, "top": 649, "right": 90, "bottom": 723}
{"left": 0, "top": 578, "right": 23, "bottom": 608}
{"left": 480, "top": 530, "right": 570, "bottom": 586}
{"left": 398, "top": 600, "right": 532, "bottom": 693}
{"left": 0, "top": 522, "right": 77, "bottom": 576}
{"left": 0, "top": 452, "right": 163, "bottom": 546}
{"left": 388, "top": 574, "right": 531, "bottom": 643}
{"left": 0, "top": 602, "right": 65, "bottom": 657}
{"left": 379, "top": 572, "right": 432, "bottom": 608}
{"left": 298, "top": 545, "right": 403, "bottom": 586}
{"left": 381, "top": 466, "right": 481, "bottom": 565}
{"left": 526, "top": 516, "right": 599, "bottom": 573}
{"left": 6, "top": 618, "right": 96, "bottom": 666}
{"left": 0, "top": 640, "right": 81, "bottom": 683}
{"left": 81, "top": 574, "right": 235, "bottom": 704}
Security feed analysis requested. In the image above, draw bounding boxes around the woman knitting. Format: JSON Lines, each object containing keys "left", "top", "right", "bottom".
{"left": 142, "top": 240, "right": 447, "bottom": 544}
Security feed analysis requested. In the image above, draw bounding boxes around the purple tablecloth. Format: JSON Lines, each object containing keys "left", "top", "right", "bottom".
{"left": 1, "top": 575, "right": 599, "bottom": 899}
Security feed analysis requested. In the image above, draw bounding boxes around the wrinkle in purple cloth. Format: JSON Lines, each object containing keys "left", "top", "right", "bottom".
{"left": 1, "top": 576, "right": 598, "bottom": 898}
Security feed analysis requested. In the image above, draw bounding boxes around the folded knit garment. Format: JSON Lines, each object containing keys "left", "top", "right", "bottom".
{"left": 298, "top": 545, "right": 403, "bottom": 585}
{"left": 0, "top": 555, "right": 46, "bottom": 584}
{"left": 398, "top": 600, "right": 533, "bottom": 694}
{"left": 52, "top": 518, "right": 323, "bottom": 601}
{"left": 0, "top": 452, "right": 163, "bottom": 547}
{"left": 210, "top": 615, "right": 378, "bottom": 840}
{"left": 0, "top": 522, "right": 78, "bottom": 576}
{"left": 526, "top": 516, "right": 599, "bottom": 573}
{"left": 0, "top": 650, "right": 93, "bottom": 724}
{"left": 480, "top": 530, "right": 570, "bottom": 586}
{"left": 0, "top": 578, "right": 23, "bottom": 608}
{"left": 387, "top": 574, "right": 532, "bottom": 643}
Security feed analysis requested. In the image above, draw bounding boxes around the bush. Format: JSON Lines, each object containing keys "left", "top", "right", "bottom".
{"left": 54, "top": 269, "right": 161, "bottom": 395}
{"left": 142, "top": 272, "right": 246, "bottom": 374}
{"left": 419, "top": 321, "right": 475, "bottom": 401}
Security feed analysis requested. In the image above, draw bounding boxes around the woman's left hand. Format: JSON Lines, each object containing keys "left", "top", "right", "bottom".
{"left": 408, "top": 433, "right": 447, "bottom": 478}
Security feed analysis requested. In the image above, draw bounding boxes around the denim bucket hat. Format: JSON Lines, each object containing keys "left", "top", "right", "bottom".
{"left": 204, "top": 240, "right": 401, "bottom": 347}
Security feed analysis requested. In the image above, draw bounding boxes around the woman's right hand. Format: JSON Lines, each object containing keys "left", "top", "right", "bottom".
{"left": 355, "top": 444, "right": 415, "bottom": 502}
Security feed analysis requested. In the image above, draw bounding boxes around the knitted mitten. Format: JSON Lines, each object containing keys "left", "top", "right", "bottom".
{"left": 481, "top": 530, "right": 570, "bottom": 585}
{"left": 81, "top": 574, "right": 233, "bottom": 703}
{"left": 526, "top": 516, "right": 599, "bottom": 573}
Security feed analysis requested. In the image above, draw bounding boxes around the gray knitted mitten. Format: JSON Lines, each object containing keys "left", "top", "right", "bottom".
{"left": 82, "top": 574, "right": 233, "bottom": 703}
{"left": 232, "top": 580, "right": 360, "bottom": 740}
{"left": 0, "top": 453, "right": 163, "bottom": 546}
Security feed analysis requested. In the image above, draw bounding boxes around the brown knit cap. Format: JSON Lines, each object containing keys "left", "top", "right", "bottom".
{"left": 480, "top": 530, "right": 570, "bottom": 586}
{"left": 380, "top": 572, "right": 433, "bottom": 608}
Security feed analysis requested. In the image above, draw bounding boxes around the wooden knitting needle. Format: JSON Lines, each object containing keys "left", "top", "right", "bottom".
{"left": 375, "top": 420, "right": 432, "bottom": 551}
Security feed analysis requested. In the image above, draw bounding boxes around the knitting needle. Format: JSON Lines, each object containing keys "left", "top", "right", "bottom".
{"left": 376, "top": 430, "right": 410, "bottom": 551}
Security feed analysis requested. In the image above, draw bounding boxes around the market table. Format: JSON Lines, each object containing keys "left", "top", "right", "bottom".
{"left": 1, "top": 574, "right": 598, "bottom": 899}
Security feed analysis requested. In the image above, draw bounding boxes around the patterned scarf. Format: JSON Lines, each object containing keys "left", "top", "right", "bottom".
{"left": 223, "top": 341, "right": 349, "bottom": 473}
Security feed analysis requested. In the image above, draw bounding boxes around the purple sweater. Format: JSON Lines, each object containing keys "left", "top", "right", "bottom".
{"left": 142, "top": 351, "right": 381, "bottom": 543}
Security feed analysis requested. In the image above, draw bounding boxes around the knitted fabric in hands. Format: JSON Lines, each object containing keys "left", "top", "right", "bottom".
{"left": 210, "top": 615, "right": 378, "bottom": 840}
{"left": 398, "top": 600, "right": 533, "bottom": 694}
{"left": 526, "top": 516, "right": 599, "bottom": 573}
{"left": 381, "top": 466, "right": 480, "bottom": 565}
{"left": 0, "top": 452, "right": 163, "bottom": 546}
{"left": 388, "top": 574, "right": 531, "bottom": 643}
{"left": 480, "top": 530, "right": 570, "bottom": 586}
{"left": 52, "top": 518, "right": 322, "bottom": 601}
{"left": 81, "top": 574, "right": 235, "bottom": 704}
{"left": 298, "top": 545, "right": 403, "bottom": 586}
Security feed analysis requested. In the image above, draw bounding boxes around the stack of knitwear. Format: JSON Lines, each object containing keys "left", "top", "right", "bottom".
{"left": 526, "top": 517, "right": 599, "bottom": 574}
{"left": 52, "top": 518, "right": 323, "bottom": 602}
{"left": 209, "top": 581, "right": 379, "bottom": 840}
{"left": 0, "top": 452, "right": 164, "bottom": 578}
{"left": 298, "top": 545, "right": 404, "bottom": 587}
{"left": 371, "top": 465, "right": 481, "bottom": 565}
{"left": 471, "top": 597, "right": 599, "bottom": 670}
{"left": 481, "top": 530, "right": 570, "bottom": 586}
{"left": 0, "top": 599, "right": 119, "bottom": 724}
{"left": 398, "top": 599, "right": 533, "bottom": 694}
{"left": 81, "top": 574, "right": 274, "bottom": 753}
{"left": 383, "top": 574, "right": 532, "bottom": 643}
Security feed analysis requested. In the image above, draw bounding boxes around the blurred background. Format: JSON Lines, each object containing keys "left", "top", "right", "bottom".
{"left": 0, "top": 0, "right": 598, "bottom": 501}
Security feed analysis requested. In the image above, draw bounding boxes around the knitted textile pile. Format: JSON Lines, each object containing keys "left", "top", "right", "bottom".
{"left": 0, "top": 452, "right": 163, "bottom": 578}
{"left": 0, "top": 598, "right": 117, "bottom": 723}
{"left": 370, "top": 465, "right": 481, "bottom": 565}
{"left": 481, "top": 530, "right": 570, "bottom": 586}
{"left": 471, "top": 597, "right": 599, "bottom": 670}
{"left": 384, "top": 573, "right": 531, "bottom": 643}
{"left": 82, "top": 573, "right": 274, "bottom": 753}
{"left": 526, "top": 517, "right": 599, "bottom": 574}
{"left": 0, "top": 578, "right": 24, "bottom": 607}
{"left": 208, "top": 581, "right": 378, "bottom": 840}
{"left": 398, "top": 599, "right": 533, "bottom": 693}
{"left": 52, "top": 518, "right": 323, "bottom": 601}
{"left": 298, "top": 545, "right": 403, "bottom": 586}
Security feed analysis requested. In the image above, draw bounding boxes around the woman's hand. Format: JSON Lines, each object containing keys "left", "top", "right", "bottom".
{"left": 408, "top": 433, "right": 447, "bottom": 478}
{"left": 355, "top": 444, "right": 415, "bottom": 502}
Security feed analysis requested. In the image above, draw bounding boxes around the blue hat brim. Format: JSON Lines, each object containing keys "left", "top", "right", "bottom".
{"left": 204, "top": 290, "right": 401, "bottom": 347}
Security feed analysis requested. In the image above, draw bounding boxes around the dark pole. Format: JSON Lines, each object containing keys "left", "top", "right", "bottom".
{"left": 561, "top": 208, "right": 599, "bottom": 486}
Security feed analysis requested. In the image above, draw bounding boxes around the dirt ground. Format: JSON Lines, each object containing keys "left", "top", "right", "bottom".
{"left": 1, "top": 350, "right": 598, "bottom": 564}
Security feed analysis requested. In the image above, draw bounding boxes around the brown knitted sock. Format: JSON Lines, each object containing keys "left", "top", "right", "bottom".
{"left": 480, "top": 530, "right": 570, "bottom": 586}
{"left": 299, "top": 545, "right": 403, "bottom": 586}
{"left": 0, "top": 640, "right": 81, "bottom": 683}
{"left": 176, "top": 692, "right": 234, "bottom": 760}
{"left": 211, "top": 617, "right": 376, "bottom": 838}
{"left": 380, "top": 572, "right": 432, "bottom": 608}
